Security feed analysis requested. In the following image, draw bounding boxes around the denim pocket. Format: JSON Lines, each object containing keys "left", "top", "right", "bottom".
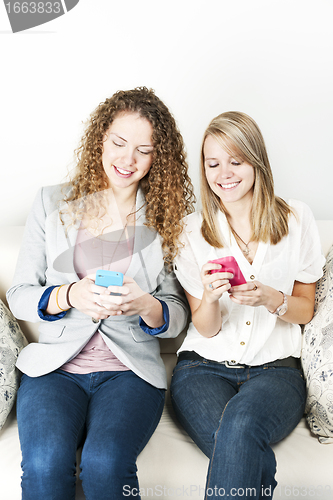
{"left": 265, "top": 365, "right": 304, "bottom": 379}
{"left": 172, "top": 359, "right": 203, "bottom": 373}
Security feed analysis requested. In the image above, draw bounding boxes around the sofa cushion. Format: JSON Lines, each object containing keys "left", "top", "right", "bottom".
{"left": 302, "top": 244, "right": 333, "bottom": 443}
{"left": 0, "top": 300, "right": 27, "bottom": 430}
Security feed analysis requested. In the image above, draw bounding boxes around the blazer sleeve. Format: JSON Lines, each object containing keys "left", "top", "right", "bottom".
{"left": 6, "top": 187, "right": 53, "bottom": 323}
{"left": 151, "top": 269, "right": 189, "bottom": 339}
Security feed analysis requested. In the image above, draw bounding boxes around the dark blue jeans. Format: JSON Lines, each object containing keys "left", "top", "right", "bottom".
{"left": 17, "top": 369, "right": 165, "bottom": 500}
{"left": 170, "top": 358, "right": 306, "bottom": 500}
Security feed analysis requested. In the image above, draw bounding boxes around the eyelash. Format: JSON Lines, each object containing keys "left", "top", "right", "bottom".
{"left": 208, "top": 161, "right": 241, "bottom": 168}
{"left": 113, "top": 142, "right": 151, "bottom": 155}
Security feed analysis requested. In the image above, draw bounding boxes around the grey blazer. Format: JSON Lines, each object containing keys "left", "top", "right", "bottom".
{"left": 7, "top": 184, "right": 188, "bottom": 389}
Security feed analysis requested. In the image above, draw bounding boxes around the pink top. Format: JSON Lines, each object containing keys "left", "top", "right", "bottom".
{"left": 60, "top": 226, "right": 134, "bottom": 374}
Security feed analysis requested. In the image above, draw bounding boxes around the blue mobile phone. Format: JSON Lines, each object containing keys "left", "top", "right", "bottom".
{"left": 95, "top": 270, "right": 124, "bottom": 288}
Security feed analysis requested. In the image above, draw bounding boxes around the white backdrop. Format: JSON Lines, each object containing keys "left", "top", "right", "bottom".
{"left": 1, "top": 0, "right": 333, "bottom": 225}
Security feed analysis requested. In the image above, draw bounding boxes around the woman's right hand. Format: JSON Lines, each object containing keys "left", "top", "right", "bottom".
{"left": 68, "top": 276, "right": 121, "bottom": 321}
{"left": 185, "top": 261, "right": 233, "bottom": 338}
{"left": 201, "top": 261, "right": 233, "bottom": 302}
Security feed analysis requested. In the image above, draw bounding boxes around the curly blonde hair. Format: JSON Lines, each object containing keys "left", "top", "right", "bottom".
{"left": 62, "top": 87, "right": 195, "bottom": 264}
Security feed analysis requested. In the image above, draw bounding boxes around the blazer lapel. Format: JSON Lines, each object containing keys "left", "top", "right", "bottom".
{"left": 124, "top": 188, "right": 164, "bottom": 292}
{"left": 50, "top": 199, "right": 81, "bottom": 281}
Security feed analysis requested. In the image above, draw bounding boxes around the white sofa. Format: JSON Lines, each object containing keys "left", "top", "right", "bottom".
{"left": 1, "top": 222, "right": 333, "bottom": 500}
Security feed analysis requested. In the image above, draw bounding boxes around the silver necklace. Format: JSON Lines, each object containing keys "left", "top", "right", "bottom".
{"left": 229, "top": 225, "right": 252, "bottom": 257}
{"left": 99, "top": 202, "right": 136, "bottom": 269}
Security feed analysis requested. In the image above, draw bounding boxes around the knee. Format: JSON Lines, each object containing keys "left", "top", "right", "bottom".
{"left": 215, "top": 409, "right": 269, "bottom": 449}
{"left": 22, "top": 442, "right": 75, "bottom": 481}
{"left": 81, "top": 447, "right": 138, "bottom": 499}
{"left": 82, "top": 443, "right": 137, "bottom": 482}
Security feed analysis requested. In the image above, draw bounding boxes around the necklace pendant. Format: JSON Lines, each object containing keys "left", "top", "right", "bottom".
{"left": 243, "top": 246, "right": 250, "bottom": 256}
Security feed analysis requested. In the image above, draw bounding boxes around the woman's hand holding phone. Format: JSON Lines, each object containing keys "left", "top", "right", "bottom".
{"left": 188, "top": 260, "right": 235, "bottom": 338}
{"left": 102, "top": 276, "right": 150, "bottom": 316}
{"left": 229, "top": 281, "right": 271, "bottom": 308}
{"left": 93, "top": 271, "right": 164, "bottom": 327}
{"left": 65, "top": 271, "right": 126, "bottom": 320}
{"left": 205, "top": 257, "right": 267, "bottom": 307}
{"left": 201, "top": 261, "right": 233, "bottom": 302}
{"left": 68, "top": 270, "right": 163, "bottom": 326}
{"left": 67, "top": 275, "right": 115, "bottom": 321}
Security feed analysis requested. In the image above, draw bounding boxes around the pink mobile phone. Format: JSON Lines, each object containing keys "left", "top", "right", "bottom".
{"left": 209, "top": 256, "right": 247, "bottom": 287}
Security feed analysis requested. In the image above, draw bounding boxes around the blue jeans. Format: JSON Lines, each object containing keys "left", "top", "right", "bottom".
{"left": 170, "top": 358, "right": 306, "bottom": 500}
{"left": 17, "top": 369, "right": 165, "bottom": 500}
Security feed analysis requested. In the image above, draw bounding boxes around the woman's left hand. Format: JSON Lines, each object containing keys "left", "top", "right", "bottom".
{"left": 230, "top": 280, "right": 317, "bottom": 324}
{"left": 229, "top": 281, "right": 269, "bottom": 307}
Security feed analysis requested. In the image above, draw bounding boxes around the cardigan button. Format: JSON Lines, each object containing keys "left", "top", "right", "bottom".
{"left": 246, "top": 321, "right": 251, "bottom": 325}
{"left": 240, "top": 341, "right": 245, "bottom": 346}
{"left": 250, "top": 275, "right": 255, "bottom": 280}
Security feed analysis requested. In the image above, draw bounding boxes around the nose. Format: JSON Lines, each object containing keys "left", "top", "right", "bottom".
{"left": 119, "top": 148, "right": 136, "bottom": 167}
{"left": 219, "top": 161, "right": 233, "bottom": 178}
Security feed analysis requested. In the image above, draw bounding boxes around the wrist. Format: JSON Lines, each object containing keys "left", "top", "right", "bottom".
{"left": 140, "top": 295, "right": 164, "bottom": 328}
{"left": 46, "top": 284, "right": 71, "bottom": 315}
{"left": 66, "top": 282, "right": 76, "bottom": 309}
{"left": 203, "top": 289, "right": 221, "bottom": 305}
{"left": 193, "top": 297, "right": 222, "bottom": 338}
{"left": 55, "top": 285, "right": 70, "bottom": 312}
{"left": 267, "top": 290, "right": 288, "bottom": 316}
{"left": 54, "top": 283, "right": 76, "bottom": 313}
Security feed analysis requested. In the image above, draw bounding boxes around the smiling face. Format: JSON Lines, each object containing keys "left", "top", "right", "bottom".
{"left": 101, "top": 112, "right": 154, "bottom": 194}
{"left": 203, "top": 134, "right": 255, "bottom": 211}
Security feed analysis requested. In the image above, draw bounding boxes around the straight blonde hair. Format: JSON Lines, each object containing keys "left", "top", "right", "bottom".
{"left": 200, "top": 111, "right": 293, "bottom": 248}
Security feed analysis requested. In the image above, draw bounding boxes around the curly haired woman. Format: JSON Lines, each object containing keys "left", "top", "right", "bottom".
{"left": 7, "top": 87, "right": 195, "bottom": 500}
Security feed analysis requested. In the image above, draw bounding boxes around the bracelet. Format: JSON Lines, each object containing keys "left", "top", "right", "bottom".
{"left": 66, "top": 282, "right": 76, "bottom": 309}
{"left": 270, "top": 291, "right": 288, "bottom": 317}
{"left": 55, "top": 285, "right": 69, "bottom": 311}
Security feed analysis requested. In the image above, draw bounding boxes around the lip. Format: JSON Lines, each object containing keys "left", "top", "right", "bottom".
{"left": 113, "top": 165, "right": 134, "bottom": 178}
{"left": 218, "top": 181, "right": 240, "bottom": 190}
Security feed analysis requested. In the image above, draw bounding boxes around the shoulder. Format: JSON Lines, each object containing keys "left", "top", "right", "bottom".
{"left": 288, "top": 198, "right": 312, "bottom": 214}
{"left": 36, "top": 183, "right": 71, "bottom": 214}
{"left": 178, "top": 211, "right": 204, "bottom": 245}
{"left": 288, "top": 198, "right": 315, "bottom": 223}
{"left": 177, "top": 211, "right": 213, "bottom": 258}
{"left": 40, "top": 182, "right": 71, "bottom": 201}
{"left": 182, "top": 211, "right": 203, "bottom": 232}
{"left": 287, "top": 199, "right": 319, "bottom": 242}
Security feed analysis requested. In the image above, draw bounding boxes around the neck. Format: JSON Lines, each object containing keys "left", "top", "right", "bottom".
{"left": 225, "top": 203, "right": 251, "bottom": 230}
{"left": 105, "top": 185, "right": 138, "bottom": 212}
{"left": 224, "top": 199, "right": 253, "bottom": 246}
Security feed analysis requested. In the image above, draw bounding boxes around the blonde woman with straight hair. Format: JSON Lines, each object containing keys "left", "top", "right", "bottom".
{"left": 170, "top": 111, "right": 324, "bottom": 500}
